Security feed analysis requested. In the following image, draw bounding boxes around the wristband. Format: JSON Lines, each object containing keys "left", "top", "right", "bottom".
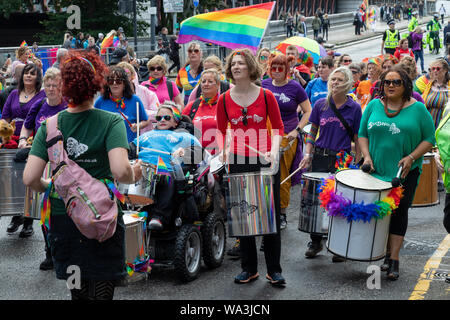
{"left": 296, "top": 127, "right": 301, "bottom": 133}
{"left": 304, "top": 153, "right": 312, "bottom": 158}
{"left": 408, "top": 154, "right": 415, "bottom": 162}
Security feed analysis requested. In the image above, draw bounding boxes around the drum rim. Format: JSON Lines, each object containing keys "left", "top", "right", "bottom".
{"left": 302, "top": 172, "right": 333, "bottom": 180}
{"left": 335, "top": 170, "right": 392, "bottom": 191}
{"left": 225, "top": 171, "right": 274, "bottom": 178}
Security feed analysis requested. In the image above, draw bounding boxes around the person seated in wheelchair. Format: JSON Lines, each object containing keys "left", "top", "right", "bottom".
{"left": 129, "top": 101, "right": 204, "bottom": 231}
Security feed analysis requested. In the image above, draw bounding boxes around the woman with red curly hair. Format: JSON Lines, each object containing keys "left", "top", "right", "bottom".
{"left": 23, "top": 50, "right": 143, "bottom": 300}
{"left": 262, "top": 53, "right": 311, "bottom": 229}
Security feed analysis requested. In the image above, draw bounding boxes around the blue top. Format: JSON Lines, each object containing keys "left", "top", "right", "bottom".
{"left": 133, "top": 129, "right": 202, "bottom": 171}
{"left": 305, "top": 78, "right": 328, "bottom": 108}
{"left": 94, "top": 95, "right": 148, "bottom": 143}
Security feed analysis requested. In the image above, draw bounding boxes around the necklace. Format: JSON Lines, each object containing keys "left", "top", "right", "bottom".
{"left": 23, "top": 89, "right": 35, "bottom": 99}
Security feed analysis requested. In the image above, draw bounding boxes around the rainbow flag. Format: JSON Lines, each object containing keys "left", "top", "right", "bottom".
{"left": 20, "top": 40, "right": 28, "bottom": 47}
{"left": 177, "top": 2, "right": 275, "bottom": 54}
{"left": 156, "top": 156, "right": 170, "bottom": 176}
{"left": 101, "top": 30, "right": 120, "bottom": 55}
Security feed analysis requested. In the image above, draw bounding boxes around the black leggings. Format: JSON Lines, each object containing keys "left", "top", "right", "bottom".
{"left": 444, "top": 193, "right": 450, "bottom": 233}
{"left": 389, "top": 167, "right": 420, "bottom": 236}
{"left": 228, "top": 155, "right": 282, "bottom": 275}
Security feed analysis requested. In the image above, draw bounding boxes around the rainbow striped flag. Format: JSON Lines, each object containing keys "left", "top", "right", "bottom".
{"left": 156, "top": 156, "right": 170, "bottom": 176}
{"left": 177, "top": 2, "right": 275, "bottom": 54}
{"left": 100, "top": 30, "right": 120, "bottom": 55}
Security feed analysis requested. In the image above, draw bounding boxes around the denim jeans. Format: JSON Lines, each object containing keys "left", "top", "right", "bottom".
{"left": 413, "top": 50, "right": 424, "bottom": 73}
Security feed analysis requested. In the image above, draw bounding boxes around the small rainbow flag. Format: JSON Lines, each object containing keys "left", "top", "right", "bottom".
{"left": 177, "top": 2, "right": 275, "bottom": 54}
{"left": 20, "top": 40, "right": 28, "bottom": 47}
{"left": 100, "top": 30, "right": 120, "bottom": 55}
{"left": 156, "top": 156, "right": 170, "bottom": 176}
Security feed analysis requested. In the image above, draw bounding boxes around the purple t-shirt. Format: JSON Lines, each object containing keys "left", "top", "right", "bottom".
{"left": 2, "top": 89, "right": 46, "bottom": 136}
{"left": 24, "top": 99, "right": 68, "bottom": 132}
{"left": 309, "top": 97, "right": 362, "bottom": 152}
{"left": 262, "top": 79, "right": 308, "bottom": 133}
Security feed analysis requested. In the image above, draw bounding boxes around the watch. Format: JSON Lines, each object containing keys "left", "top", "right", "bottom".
{"left": 295, "top": 127, "right": 301, "bottom": 133}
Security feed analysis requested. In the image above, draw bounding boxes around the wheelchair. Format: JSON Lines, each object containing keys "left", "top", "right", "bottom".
{"left": 123, "top": 145, "right": 227, "bottom": 283}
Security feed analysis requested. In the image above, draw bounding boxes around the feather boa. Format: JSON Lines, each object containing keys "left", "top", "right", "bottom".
{"left": 317, "top": 177, "right": 404, "bottom": 223}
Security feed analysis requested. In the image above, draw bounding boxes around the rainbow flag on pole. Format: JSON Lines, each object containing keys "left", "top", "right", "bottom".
{"left": 177, "top": 2, "right": 275, "bottom": 54}
{"left": 156, "top": 156, "right": 171, "bottom": 176}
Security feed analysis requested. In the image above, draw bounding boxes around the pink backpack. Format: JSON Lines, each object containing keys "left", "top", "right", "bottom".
{"left": 46, "top": 114, "right": 118, "bottom": 242}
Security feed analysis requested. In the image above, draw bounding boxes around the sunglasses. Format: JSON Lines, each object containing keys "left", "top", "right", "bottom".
{"left": 149, "top": 66, "right": 163, "bottom": 72}
{"left": 431, "top": 67, "right": 442, "bottom": 72}
{"left": 350, "top": 69, "right": 359, "bottom": 74}
{"left": 156, "top": 115, "right": 172, "bottom": 122}
{"left": 242, "top": 107, "right": 248, "bottom": 126}
{"left": 188, "top": 49, "right": 200, "bottom": 54}
{"left": 383, "top": 79, "right": 403, "bottom": 87}
{"left": 260, "top": 55, "right": 269, "bottom": 61}
{"left": 107, "top": 78, "right": 124, "bottom": 85}
{"left": 271, "top": 66, "right": 285, "bottom": 72}
{"left": 343, "top": 59, "right": 352, "bottom": 63}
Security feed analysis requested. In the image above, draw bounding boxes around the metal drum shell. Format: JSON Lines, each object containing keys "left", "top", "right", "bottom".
{"left": 298, "top": 172, "right": 332, "bottom": 235}
{"left": 23, "top": 163, "right": 51, "bottom": 220}
{"left": 117, "top": 162, "right": 157, "bottom": 206}
{"left": 326, "top": 169, "right": 392, "bottom": 262}
{"left": 225, "top": 172, "right": 276, "bottom": 237}
{"left": 123, "top": 211, "right": 147, "bottom": 264}
{"left": 0, "top": 149, "right": 26, "bottom": 217}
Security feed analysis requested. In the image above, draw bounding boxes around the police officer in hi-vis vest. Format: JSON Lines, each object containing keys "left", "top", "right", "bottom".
{"left": 381, "top": 19, "right": 400, "bottom": 55}
{"left": 427, "top": 13, "right": 442, "bottom": 54}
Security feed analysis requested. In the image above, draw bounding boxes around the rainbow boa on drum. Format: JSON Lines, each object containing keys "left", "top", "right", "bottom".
{"left": 317, "top": 177, "right": 404, "bottom": 223}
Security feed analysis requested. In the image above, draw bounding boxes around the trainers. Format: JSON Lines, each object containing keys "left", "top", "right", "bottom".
{"left": 148, "top": 218, "right": 163, "bottom": 231}
{"left": 332, "top": 254, "right": 345, "bottom": 263}
{"left": 39, "top": 256, "right": 54, "bottom": 270}
{"left": 305, "top": 241, "right": 323, "bottom": 258}
{"left": 227, "top": 239, "right": 241, "bottom": 258}
{"left": 280, "top": 214, "right": 287, "bottom": 230}
{"left": 266, "top": 272, "right": 286, "bottom": 286}
{"left": 234, "top": 271, "right": 259, "bottom": 284}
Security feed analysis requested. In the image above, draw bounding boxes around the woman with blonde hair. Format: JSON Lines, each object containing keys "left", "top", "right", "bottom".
{"left": 176, "top": 42, "right": 203, "bottom": 104}
{"left": 257, "top": 47, "right": 271, "bottom": 80}
{"left": 299, "top": 67, "right": 362, "bottom": 261}
{"left": 141, "top": 55, "right": 184, "bottom": 107}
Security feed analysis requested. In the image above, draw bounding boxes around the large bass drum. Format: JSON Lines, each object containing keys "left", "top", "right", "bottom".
{"left": 326, "top": 169, "right": 392, "bottom": 262}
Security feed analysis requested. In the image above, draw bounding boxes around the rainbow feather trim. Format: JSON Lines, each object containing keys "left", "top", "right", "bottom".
{"left": 317, "top": 177, "right": 404, "bottom": 223}
{"left": 40, "top": 180, "right": 53, "bottom": 231}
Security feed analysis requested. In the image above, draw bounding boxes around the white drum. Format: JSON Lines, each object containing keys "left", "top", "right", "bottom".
{"left": 326, "top": 169, "right": 393, "bottom": 261}
{"left": 210, "top": 154, "right": 224, "bottom": 174}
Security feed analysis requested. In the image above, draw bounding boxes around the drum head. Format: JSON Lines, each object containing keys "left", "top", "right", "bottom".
{"left": 302, "top": 172, "right": 332, "bottom": 180}
{"left": 210, "top": 154, "right": 224, "bottom": 174}
{"left": 335, "top": 169, "right": 392, "bottom": 191}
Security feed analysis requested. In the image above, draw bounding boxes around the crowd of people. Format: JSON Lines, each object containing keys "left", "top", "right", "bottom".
{"left": 0, "top": 15, "right": 450, "bottom": 299}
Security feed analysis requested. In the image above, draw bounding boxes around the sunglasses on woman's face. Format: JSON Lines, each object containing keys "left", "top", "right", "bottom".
{"left": 188, "top": 49, "right": 200, "bottom": 54}
{"left": 431, "top": 67, "right": 442, "bottom": 72}
{"left": 107, "top": 78, "right": 124, "bottom": 85}
{"left": 343, "top": 59, "right": 352, "bottom": 63}
{"left": 260, "top": 55, "right": 269, "bottom": 61}
{"left": 149, "top": 66, "right": 163, "bottom": 72}
{"left": 156, "top": 115, "right": 172, "bottom": 122}
{"left": 383, "top": 79, "right": 403, "bottom": 87}
{"left": 271, "top": 65, "right": 285, "bottom": 72}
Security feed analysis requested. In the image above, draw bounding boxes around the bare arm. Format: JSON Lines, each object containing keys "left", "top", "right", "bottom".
{"left": 23, "top": 155, "right": 48, "bottom": 193}
{"left": 108, "top": 147, "right": 142, "bottom": 184}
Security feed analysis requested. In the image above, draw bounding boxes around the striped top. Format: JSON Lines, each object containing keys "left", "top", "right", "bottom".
{"left": 425, "top": 86, "right": 449, "bottom": 129}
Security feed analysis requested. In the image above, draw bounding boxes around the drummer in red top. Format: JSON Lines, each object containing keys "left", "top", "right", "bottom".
{"left": 182, "top": 68, "right": 221, "bottom": 154}
{"left": 216, "top": 48, "right": 285, "bottom": 286}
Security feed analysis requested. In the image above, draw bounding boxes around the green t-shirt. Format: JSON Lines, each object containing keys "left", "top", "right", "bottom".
{"left": 30, "top": 108, "right": 129, "bottom": 215}
{"left": 359, "top": 99, "right": 436, "bottom": 182}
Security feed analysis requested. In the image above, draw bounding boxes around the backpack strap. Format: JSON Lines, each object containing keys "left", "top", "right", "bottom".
{"left": 167, "top": 80, "right": 174, "bottom": 101}
{"left": 189, "top": 98, "right": 202, "bottom": 120}
{"left": 45, "top": 114, "right": 66, "bottom": 172}
{"left": 195, "top": 85, "right": 202, "bottom": 99}
{"left": 223, "top": 91, "right": 229, "bottom": 121}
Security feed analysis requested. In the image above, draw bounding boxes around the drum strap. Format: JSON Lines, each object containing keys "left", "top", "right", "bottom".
{"left": 329, "top": 101, "right": 354, "bottom": 142}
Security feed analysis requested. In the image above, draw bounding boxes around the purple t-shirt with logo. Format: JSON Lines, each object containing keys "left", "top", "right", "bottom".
{"left": 262, "top": 78, "right": 308, "bottom": 133}
{"left": 24, "top": 99, "right": 68, "bottom": 132}
{"left": 309, "top": 97, "right": 362, "bottom": 152}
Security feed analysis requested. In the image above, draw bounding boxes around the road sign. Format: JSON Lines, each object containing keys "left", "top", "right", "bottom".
{"left": 193, "top": 0, "right": 199, "bottom": 8}
{"left": 163, "top": 0, "right": 183, "bottom": 13}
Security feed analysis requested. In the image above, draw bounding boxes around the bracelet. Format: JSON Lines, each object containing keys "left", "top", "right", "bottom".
{"left": 296, "top": 127, "right": 301, "bottom": 133}
{"left": 408, "top": 154, "right": 415, "bottom": 161}
{"left": 304, "top": 153, "right": 312, "bottom": 158}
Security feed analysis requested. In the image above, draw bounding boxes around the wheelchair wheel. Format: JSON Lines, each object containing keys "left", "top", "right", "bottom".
{"left": 202, "top": 212, "right": 226, "bottom": 269}
{"left": 174, "top": 224, "right": 202, "bottom": 282}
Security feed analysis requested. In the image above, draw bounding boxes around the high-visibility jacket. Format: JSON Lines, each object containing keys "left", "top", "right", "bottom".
{"left": 408, "top": 16, "right": 418, "bottom": 32}
{"left": 384, "top": 29, "right": 399, "bottom": 48}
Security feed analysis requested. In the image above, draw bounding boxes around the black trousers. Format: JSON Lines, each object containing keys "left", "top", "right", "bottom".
{"left": 228, "top": 155, "right": 282, "bottom": 275}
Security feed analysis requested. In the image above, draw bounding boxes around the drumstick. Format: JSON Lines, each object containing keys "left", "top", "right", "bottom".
{"left": 391, "top": 166, "right": 403, "bottom": 187}
{"left": 281, "top": 165, "right": 303, "bottom": 185}
{"left": 244, "top": 144, "right": 266, "bottom": 157}
{"left": 140, "top": 147, "right": 171, "bottom": 155}
{"left": 136, "top": 102, "right": 140, "bottom": 156}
